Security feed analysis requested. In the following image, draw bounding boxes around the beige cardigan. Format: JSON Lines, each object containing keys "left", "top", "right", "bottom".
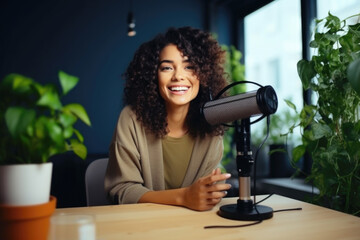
{"left": 104, "top": 106, "right": 224, "bottom": 204}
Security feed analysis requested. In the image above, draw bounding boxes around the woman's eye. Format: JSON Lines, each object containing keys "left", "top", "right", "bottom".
{"left": 160, "top": 66, "right": 172, "bottom": 71}
{"left": 185, "top": 65, "right": 194, "bottom": 70}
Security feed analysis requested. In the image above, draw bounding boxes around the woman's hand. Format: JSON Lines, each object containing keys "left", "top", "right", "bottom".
{"left": 182, "top": 168, "right": 231, "bottom": 211}
{"left": 138, "top": 168, "right": 231, "bottom": 211}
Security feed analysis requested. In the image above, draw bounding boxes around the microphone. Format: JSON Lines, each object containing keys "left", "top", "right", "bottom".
{"left": 200, "top": 84, "right": 278, "bottom": 221}
{"left": 201, "top": 86, "right": 278, "bottom": 125}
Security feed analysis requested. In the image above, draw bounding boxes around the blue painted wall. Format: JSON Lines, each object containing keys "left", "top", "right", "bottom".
{"left": 1, "top": 0, "right": 235, "bottom": 207}
{"left": 1, "top": 0, "right": 209, "bottom": 155}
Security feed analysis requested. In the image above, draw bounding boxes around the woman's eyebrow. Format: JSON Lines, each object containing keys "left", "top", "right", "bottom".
{"left": 159, "top": 60, "right": 173, "bottom": 64}
{"left": 159, "top": 59, "right": 190, "bottom": 64}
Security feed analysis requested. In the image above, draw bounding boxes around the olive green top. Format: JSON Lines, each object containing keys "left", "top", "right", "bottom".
{"left": 162, "top": 134, "right": 195, "bottom": 189}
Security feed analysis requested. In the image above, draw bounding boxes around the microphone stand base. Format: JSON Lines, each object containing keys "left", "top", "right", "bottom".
{"left": 218, "top": 204, "right": 273, "bottom": 221}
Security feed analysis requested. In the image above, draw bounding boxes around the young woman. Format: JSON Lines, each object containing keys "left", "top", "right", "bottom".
{"left": 105, "top": 27, "right": 231, "bottom": 211}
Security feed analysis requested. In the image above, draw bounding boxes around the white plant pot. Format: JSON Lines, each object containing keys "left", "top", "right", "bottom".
{"left": 0, "top": 162, "right": 53, "bottom": 206}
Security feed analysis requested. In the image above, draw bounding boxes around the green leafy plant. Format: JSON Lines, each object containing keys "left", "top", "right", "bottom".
{"left": 0, "top": 71, "right": 91, "bottom": 164}
{"left": 287, "top": 13, "right": 360, "bottom": 215}
{"left": 253, "top": 102, "right": 300, "bottom": 146}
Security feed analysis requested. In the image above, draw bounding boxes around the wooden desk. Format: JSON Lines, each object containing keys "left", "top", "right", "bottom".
{"left": 53, "top": 195, "right": 360, "bottom": 240}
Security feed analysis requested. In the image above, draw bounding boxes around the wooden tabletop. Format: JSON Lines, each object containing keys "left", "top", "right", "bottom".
{"left": 53, "top": 195, "right": 360, "bottom": 240}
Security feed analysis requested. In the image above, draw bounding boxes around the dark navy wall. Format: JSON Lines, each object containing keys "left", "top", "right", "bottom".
{"left": 1, "top": 0, "right": 208, "bottom": 155}
{"left": 208, "top": 2, "right": 233, "bottom": 46}
{"left": 0, "top": 0, "right": 234, "bottom": 207}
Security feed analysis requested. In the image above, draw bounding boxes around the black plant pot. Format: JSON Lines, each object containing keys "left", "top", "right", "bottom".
{"left": 269, "top": 144, "right": 295, "bottom": 178}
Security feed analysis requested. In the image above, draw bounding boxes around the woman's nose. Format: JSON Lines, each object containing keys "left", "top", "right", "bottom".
{"left": 172, "top": 69, "right": 185, "bottom": 81}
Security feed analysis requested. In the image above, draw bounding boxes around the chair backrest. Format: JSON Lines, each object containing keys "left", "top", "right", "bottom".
{"left": 85, "top": 158, "right": 112, "bottom": 206}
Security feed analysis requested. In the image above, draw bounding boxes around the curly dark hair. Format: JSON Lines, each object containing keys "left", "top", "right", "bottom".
{"left": 124, "top": 26, "right": 228, "bottom": 138}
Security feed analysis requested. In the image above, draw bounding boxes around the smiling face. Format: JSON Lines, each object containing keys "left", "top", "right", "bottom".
{"left": 158, "top": 44, "right": 200, "bottom": 111}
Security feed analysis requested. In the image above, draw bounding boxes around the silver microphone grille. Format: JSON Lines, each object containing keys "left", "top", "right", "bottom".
{"left": 202, "top": 90, "right": 261, "bottom": 125}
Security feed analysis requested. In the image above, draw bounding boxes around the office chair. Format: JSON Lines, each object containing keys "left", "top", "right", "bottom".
{"left": 85, "top": 158, "right": 112, "bottom": 206}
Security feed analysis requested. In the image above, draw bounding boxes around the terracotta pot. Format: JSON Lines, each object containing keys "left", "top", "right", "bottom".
{"left": 0, "top": 196, "right": 57, "bottom": 240}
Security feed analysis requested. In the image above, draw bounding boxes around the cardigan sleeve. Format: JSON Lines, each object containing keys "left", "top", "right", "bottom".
{"left": 206, "top": 135, "right": 224, "bottom": 174}
{"left": 104, "top": 106, "right": 150, "bottom": 204}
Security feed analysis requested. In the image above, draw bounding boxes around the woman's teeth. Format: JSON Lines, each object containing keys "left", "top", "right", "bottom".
{"left": 169, "top": 86, "right": 189, "bottom": 91}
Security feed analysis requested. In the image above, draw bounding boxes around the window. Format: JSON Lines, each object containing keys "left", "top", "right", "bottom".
{"left": 308, "top": 1, "right": 359, "bottom": 106}
{"left": 317, "top": 0, "right": 359, "bottom": 23}
{"left": 244, "top": 0, "right": 302, "bottom": 143}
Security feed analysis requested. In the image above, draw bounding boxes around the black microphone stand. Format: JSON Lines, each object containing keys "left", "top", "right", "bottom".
{"left": 218, "top": 118, "right": 273, "bottom": 221}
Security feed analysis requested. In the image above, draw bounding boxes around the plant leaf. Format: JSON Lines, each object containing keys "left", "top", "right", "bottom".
{"left": 325, "top": 13, "right": 341, "bottom": 32}
{"left": 5, "top": 107, "right": 36, "bottom": 137}
{"left": 59, "top": 70, "right": 79, "bottom": 95}
{"left": 292, "top": 145, "right": 305, "bottom": 163}
{"left": 284, "top": 99, "right": 297, "bottom": 112}
{"left": 35, "top": 116, "right": 47, "bottom": 139}
{"left": 1, "top": 74, "right": 34, "bottom": 94}
{"left": 347, "top": 58, "right": 360, "bottom": 96}
{"left": 340, "top": 32, "right": 355, "bottom": 52}
{"left": 59, "top": 112, "right": 77, "bottom": 128}
{"left": 73, "top": 129, "right": 84, "bottom": 143}
{"left": 309, "top": 39, "right": 318, "bottom": 48}
{"left": 63, "top": 126, "right": 74, "bottom": 139}
{"left": 63, "top": 103, "right": 91, "bottom": 126}
{"left": 37, "top": 90, "right": 62, "bottom": 110}
{"left": 45, "top": 119, "right": 64, "bottom": 147}
{"left": 70, "top": 139, "right": 87, "bottom": 159}
{"left": 297, "top": 59, "right": 316, "bottom": 90}
{"left": 312, "top": 122, "right": 332, "bottom": 139}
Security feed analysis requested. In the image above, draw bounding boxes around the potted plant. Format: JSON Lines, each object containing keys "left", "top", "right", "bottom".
{"left": 0, "top": 71, "right": 91, "bottom": 239}
{"left": 257, "top": 106, "right": 300, "bottom": 178}
{"left": 287, "top": 12, "right": 360, "bottom": 216}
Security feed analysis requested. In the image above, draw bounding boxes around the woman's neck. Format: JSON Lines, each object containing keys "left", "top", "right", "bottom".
{"left": 166, "top": 104, "right": 189, "bottom": 138}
